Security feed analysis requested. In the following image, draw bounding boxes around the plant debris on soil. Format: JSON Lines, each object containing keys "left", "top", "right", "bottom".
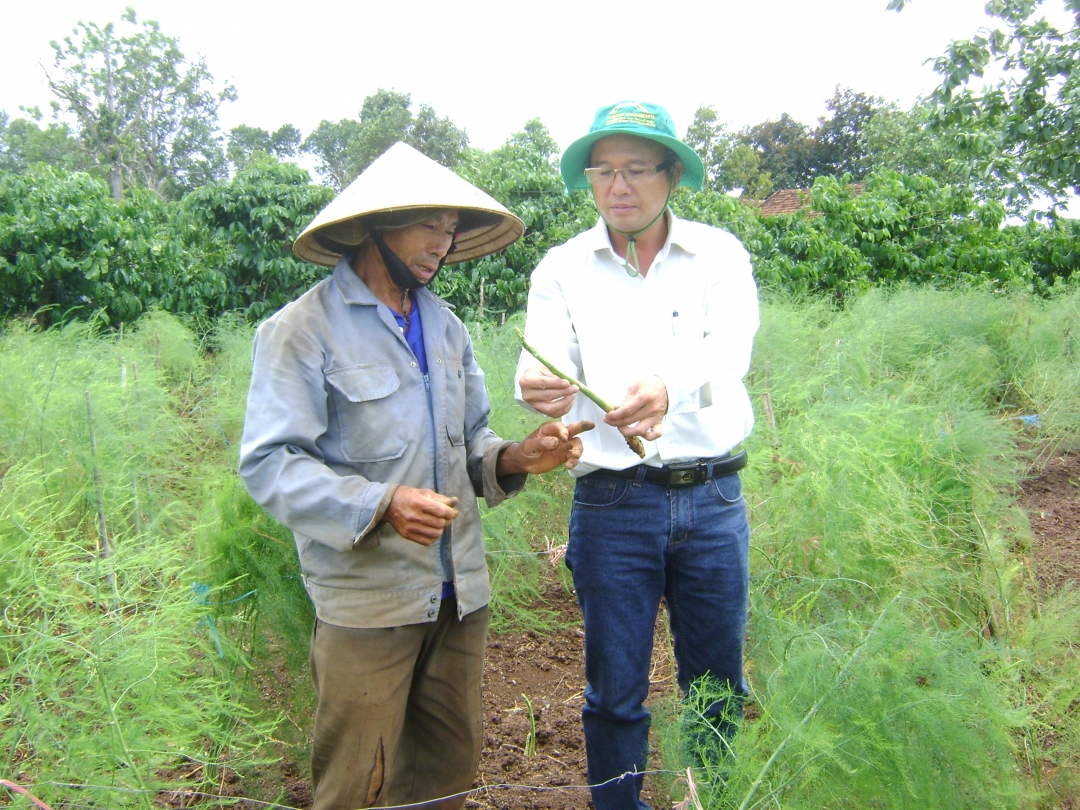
{"left": 1019, "top": 452, "right": 1080, "bottom": 597}
{"left": 471, "top": 584, "right": 676, "bottom": 809}
{"left": 192, "top": 455, "right": 1080, "bottom": 810}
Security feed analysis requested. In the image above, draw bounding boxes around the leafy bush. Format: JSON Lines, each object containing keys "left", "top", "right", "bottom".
{"left": 435, "top": 121, "right": 595, "bottom": 321}
{"left": 179, "top": 158, "right": 334, "bottom": 323}
{"left": 0, "top": 166, "right": 214, "bottom": 327}
{"left": 676, "top": 171, "right": 1061, "bottom": 298}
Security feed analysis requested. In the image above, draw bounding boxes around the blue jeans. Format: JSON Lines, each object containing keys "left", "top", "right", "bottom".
{"left": 566, "top": 467, "right": 750, "bottom": 810}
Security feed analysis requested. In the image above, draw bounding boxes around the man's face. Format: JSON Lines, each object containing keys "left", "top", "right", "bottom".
{"left": 380, "top": 210, "right": 460, "bottom": 286}
{"left": 588, "top": 134, "right": 679, "bottom": 234}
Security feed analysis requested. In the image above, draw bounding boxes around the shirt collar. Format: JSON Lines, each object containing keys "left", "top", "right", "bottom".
{"left": 586, "top": 209, "right": 700, "bottom": 264}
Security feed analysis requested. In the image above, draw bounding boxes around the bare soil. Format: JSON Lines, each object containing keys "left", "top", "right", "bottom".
{"left": 215, "top": 454, "right": 1080, "bottom": 810}
{"left": 1019, "top": 452, "right": 1080, "bottom": 597}
{"left": 471, "top": 584, "right": 677, "bottom": 809}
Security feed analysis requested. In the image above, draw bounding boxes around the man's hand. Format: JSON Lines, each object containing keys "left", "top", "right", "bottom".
{"left": 384, "top": 486, "right": 460, "bottom": 546}
{"left": 498, "top": 420, "right": 595, "bottom": 475}
{"left": 519, "top": 365, "right": 578, "bottom": 417}
{"left": 604, "top": 374, "right": 668, "bottom": 441}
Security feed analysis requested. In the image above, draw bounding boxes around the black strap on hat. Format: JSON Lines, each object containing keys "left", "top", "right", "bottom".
{"left": 369, "top": 229, "right": 457, "bottom": 291}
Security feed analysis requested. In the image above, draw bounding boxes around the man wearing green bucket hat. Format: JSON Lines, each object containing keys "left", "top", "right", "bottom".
{"left": 516, "top": 102, "right": 760, "bottom": 808}
{"left": 240, "top": 142, "right": 592, "bottom": 810}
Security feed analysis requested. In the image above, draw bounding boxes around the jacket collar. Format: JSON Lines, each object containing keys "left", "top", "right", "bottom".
{"left": 332, "top": 256, "right": 453, "bottom": 310}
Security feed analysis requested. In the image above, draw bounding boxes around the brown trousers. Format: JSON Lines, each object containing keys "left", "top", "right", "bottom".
{"left": 309, "top": 600, "right": 488, "bottom": 810}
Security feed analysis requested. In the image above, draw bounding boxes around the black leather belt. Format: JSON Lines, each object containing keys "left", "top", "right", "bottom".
{"left": 596, "top": 450, "right": 747, "bottom": 487}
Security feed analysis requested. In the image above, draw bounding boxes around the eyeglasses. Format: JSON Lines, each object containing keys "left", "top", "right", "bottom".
{"left": 583, "top": 163, "right": 672, "bottom": 187}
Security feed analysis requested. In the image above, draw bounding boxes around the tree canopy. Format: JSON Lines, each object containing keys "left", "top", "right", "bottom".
{"left": 227, "top": 123, "right": 302, "bottom": 174}
{"left": 45, "top": 6, "right": 236, "bottom": 200}
{"left": 0, "top": 108, "right": 90, "bottom": 174}
{"left": 684, "top": 106, "right": 771, "bottom": 198}
{"left": 302, "top": 89, "right": 469, "bottom": 189}
{"left": 894, "top": 0, "right": 1080, "bottom": 208}
{"left": 687, "top": 88, "right": 889, "bottom": 199}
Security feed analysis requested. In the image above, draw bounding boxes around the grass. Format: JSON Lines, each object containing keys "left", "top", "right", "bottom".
{"left": 469, "top": 314, "right": 579, "bottom": 632}
{"left": 2, "top": 284, "right": 1079, "bottom": 808}
{"left": 680, "top": 283, "right": 1080, "bottom": 808}
{"left": 0, "top": 316, "right": 274, "bottom": 809}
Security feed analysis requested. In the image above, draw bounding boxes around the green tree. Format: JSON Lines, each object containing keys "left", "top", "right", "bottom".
{"left": 742, "top": 113, "right": 818, "bottom": 189}
{"left": 859, "top": 102, "right": 941, "bottom": 178}
{"left": 0, "top": 108, "right": 90, "bottom": 174}
{"left": 303, "top": 89, "right": 468, "bottom": 189}
{"left": 857, "top": 100, "right": 1003, "bottom": 195}
{"left": 893, "top": 0, "right": 1080, "bottom": 207}
{"left": 300, "top": 117, "right": 362, "bottom": 190}
{"left": 813, "top": 87, "right": 886, "bottom": 180}
{"left": 408, "top": 102, "right": 470, "bottom": 168}
{"left": 349, "top": 89, "right": 417, "bottom": 173}
{"left": 45, "top": 6, "right": 236, "bottom": 200}
{"left": 226, "top": 123, "right": 302, "bottom": 173}
{"left": 685, "top": 106, "right": 772, "bottom": 198}
{"left": 737, "top": 89, "right": 886, "bottom": 193}
{"left": 180, "top": 157, "right": 334, "bottom": 321}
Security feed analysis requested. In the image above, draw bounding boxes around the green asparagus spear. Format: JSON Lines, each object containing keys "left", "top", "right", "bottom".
{"left": 516, "top": 328, "right": 646, "bottom": 459}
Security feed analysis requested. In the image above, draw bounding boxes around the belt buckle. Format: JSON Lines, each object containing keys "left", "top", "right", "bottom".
{"left": 666, "top": 462, "right": 706, "bottom": 487}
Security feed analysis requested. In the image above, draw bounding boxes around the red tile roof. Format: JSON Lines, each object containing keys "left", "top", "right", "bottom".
{"left": 756, "top": 184, "right": 865, "bottom": 218}
{"left": 758, "top": 189, "right": 814, "bottom": 217}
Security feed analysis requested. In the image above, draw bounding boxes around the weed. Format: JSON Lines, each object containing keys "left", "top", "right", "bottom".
{"left": 521, "top": 693, "right": 537, "bottom": 758}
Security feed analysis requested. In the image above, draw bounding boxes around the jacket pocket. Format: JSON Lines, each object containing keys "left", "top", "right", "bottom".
{"left": 325, "top": 365, "right": 408, "bottom": 462}
{"left": 445, "top": 360, "right": 466, "bottom": 446}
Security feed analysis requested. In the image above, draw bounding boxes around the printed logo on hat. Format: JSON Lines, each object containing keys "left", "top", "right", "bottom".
{"left": 605, "top": 102, "right": 657, "bottom": 129}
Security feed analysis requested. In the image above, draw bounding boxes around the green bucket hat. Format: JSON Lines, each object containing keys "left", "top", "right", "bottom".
{"left": 560, "top": 101, "right": 706, "bottom": 192}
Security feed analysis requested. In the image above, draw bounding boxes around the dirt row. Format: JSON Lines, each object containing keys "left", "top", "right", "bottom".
{"left": 222, "top": 453, "right": 1079, "bottom": 810}
{"left": 473, "top": 451, "right": 1080, "bottom": 809}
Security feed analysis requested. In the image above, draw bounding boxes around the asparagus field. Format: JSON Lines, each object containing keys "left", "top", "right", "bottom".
{"left": 2, "top": 285, "right": 1079, "bottom": 809}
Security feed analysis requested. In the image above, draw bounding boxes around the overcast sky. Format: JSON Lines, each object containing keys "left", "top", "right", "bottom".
{"left": 4, "top": 0, "right": 1010, "bottom": 151}
{"left": 4, "top": 0, "right": 1078, "bottom": 214}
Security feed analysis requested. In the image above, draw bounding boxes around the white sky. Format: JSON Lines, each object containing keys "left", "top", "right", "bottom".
{"left": 3, "top": 0, "right": 1006, "bottom": 150}
{"left": 3, "top": 0, "right": 1077, "bottom": 215}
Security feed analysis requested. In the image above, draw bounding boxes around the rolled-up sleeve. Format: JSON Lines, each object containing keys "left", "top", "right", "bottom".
{"left": 238, "top": 317, "right": 392, "bottom": 552}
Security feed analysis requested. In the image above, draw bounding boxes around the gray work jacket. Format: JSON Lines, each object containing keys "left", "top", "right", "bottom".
{"left": 239, "top": 259, "right": 524, "bottom": 628}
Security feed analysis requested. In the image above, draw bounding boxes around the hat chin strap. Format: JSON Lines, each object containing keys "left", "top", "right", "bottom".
{"left": 370, "top": 230, "right": 455, "bottom": 291}
{"left": 602, "top": 175, "right": 675, "bottom": 278}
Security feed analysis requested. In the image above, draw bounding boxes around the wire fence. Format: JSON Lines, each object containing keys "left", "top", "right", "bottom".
{"left": 3, "top": 768, "right": 705, "bottom": 810}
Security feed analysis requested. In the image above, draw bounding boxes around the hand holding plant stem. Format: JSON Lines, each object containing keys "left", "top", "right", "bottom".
{"left": 516, "top": 328, "right": 646, "bottom": 459}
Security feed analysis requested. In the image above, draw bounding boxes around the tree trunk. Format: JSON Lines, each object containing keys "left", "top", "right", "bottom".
{"left": 109, "top": 163, "right": 123, "bottom": 201}
{"left": 106, "top": 34, "right": 122, "bottom": 201}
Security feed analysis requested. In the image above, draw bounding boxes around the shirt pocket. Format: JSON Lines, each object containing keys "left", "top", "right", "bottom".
{"left": 670, "top": 306, "right": 706, "bottom": 344}
{"left": 325, "top": 364, "right": 408, "bottom": 462}
{"left": 444, "top": 359, "right": 466, "bottom": 446}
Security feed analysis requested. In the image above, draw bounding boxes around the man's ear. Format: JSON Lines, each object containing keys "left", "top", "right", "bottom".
{"left": 672, "top": 162, "right": 684, "bottom": 185}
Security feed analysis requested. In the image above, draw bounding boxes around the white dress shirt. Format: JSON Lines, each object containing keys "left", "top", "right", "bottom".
{"left": 515, "top": 212, "right": 759, "bottom": 476}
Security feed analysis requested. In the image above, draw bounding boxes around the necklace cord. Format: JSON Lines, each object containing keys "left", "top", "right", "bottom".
{"left": 398, "top": 289, "right": 410, "bottom": 336}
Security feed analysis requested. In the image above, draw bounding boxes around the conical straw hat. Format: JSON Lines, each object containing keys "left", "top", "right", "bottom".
{"left": 294, "top": 142, "right": 524, "bottom": 267}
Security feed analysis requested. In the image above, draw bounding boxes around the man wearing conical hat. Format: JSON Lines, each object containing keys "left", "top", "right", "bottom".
{"left": 516, "top": 102, "right": 760, "bottom": 808}
{"left": 239, "top": 143, "right": 591, "bottom": 810}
